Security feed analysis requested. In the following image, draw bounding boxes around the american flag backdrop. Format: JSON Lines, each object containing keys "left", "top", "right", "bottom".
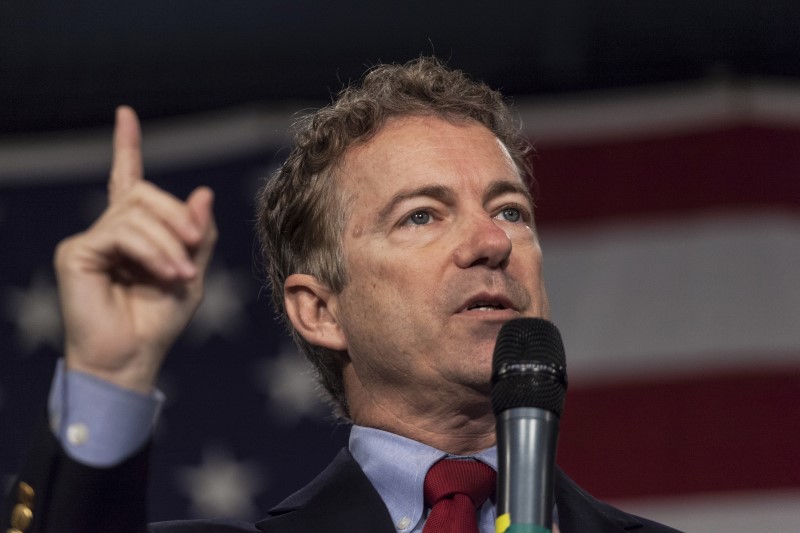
{"left": 1, "top": 81, "right": 799, "bottom": 531}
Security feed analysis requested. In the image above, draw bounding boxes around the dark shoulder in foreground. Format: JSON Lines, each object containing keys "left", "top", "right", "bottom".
{"left": 150, "top": 518, "right": 259, "bottom": 532}
{"left": 556, "top": 468, "right": 684, "bottom": 533}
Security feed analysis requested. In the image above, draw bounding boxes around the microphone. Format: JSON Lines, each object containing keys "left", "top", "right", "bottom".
{"left": 491, "top": 318, "right": 568, "bottom": 533}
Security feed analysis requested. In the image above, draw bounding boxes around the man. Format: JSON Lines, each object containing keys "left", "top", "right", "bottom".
{"left": 3, "top": 58, "right": 679, "bottom": 532}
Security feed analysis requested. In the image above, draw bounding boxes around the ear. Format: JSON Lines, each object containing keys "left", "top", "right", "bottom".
{"left": 283, "top": 274, "right": 348, "bottom": 352}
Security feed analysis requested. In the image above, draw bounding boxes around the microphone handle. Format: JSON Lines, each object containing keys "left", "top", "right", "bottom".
{"left": 496, "top": 407, "right": 560, "bottom": 532}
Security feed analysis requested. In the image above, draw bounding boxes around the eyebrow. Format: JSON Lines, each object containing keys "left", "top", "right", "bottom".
{"left": 483, "top": 180, "right": 534, "bottom": 207}
{"left": 375, "top": 179, "right": 534, "bottom": 226}
{"left": 377, "top": 184, "right": 456, "bottom": 222}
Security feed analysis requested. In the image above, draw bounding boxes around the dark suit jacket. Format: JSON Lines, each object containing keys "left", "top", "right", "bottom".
{"left": 3, "top": 423, "right": 681, "bottom": 533}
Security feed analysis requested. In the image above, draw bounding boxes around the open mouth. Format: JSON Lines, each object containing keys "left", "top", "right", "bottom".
{"left": 466, "top": 301, "right": 507, "bottom": 311}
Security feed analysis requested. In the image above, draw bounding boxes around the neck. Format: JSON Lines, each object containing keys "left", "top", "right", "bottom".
{"left": 344, "top": 367, "right": 497, "bottom": 455}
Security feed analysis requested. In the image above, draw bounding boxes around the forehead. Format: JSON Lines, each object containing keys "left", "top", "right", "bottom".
{"left": 340, "top": 115, "right": 522, "bottom": 202}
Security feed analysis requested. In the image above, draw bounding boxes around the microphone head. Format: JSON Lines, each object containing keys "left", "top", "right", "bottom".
{"left": 491, "top": 318, "right": 568, "bottom": 416}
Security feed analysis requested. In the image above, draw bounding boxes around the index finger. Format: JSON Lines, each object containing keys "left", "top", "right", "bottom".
{"left": 109, "top": 106, "right": 144, "bottom": 203}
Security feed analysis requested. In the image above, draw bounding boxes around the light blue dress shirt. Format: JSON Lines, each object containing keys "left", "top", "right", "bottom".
{"left": 49, "top": 359, "right": 163, "bottom": 467}
{"left": 349, "top": 425, "right": 498, "bottom": 532}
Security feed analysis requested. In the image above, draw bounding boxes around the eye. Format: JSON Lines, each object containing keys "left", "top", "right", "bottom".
{"left": 497, "top": 207, "right": 522, "bottom": 223}
{"left": 406, "top": 210, "right": 432, "bottom": 225}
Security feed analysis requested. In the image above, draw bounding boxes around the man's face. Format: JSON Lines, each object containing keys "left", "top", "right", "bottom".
{"left": 331, "top": 115, "right": 549, "bottom": 411}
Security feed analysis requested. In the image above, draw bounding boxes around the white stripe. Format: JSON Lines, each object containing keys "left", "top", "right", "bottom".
{"left": 613, "top": 490, "right": 800, "bottom": 533}
{"left": 0, "top": 104, "right": 298, "bottom": 182}
{"left": 518, "top": 79, "right": 800, "bottom": 145}
{"left": 542, "top": 211, "right": 800, "bottom": 384}
{"left": 4, "top": 80, "right": 800, "bottom": 182}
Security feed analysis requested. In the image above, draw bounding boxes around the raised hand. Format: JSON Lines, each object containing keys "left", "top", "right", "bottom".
{"left": 54, "top": 106, "right": 217, "bottom": 393}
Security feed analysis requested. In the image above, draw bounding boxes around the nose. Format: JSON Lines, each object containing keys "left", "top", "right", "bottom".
{"left": 453, "top": 213, "right": 513, "bottom": 269}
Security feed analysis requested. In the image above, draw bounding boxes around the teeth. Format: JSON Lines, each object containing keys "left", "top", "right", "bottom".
{"left": 468, "top": 302, "right": 503, "bottom": 311}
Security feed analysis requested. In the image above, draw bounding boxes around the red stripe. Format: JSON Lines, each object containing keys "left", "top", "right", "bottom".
{"left": 557, "top": 360, "right": 800, "bottom": 499}
{"left": 532, "top": 125, "right": 800, "bottom": 226}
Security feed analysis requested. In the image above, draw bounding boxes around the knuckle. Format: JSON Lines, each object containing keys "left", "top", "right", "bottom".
{"left": 53, "top": 234, "right": 82, "bottom": 271}
{"left": 114, "top": 179, "right": 149, "bottom": 204}
{"left": 53, "top": 238, "right": 71, "bottom": 267}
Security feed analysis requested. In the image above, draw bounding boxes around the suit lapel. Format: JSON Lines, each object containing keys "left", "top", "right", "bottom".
{"left": 253, "top": 449, "right": 650, "bottom": 533}
{"left": 555, "top": 468, "right": 645, "bottom": 532}
{"left": 255, "top": 448, "right": 395, "bottom": 533}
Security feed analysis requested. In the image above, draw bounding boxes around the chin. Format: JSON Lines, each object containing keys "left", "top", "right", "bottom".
{"left": 460, "top": 352, "right": 494, "bottom": 392}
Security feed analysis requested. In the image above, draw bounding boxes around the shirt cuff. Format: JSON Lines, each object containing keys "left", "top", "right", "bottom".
{"left": 49, "top": 359, "right": 164, "bottom": 468}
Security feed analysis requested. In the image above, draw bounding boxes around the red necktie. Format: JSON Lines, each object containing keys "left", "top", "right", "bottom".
{"left": 422, "top": 459, "right": 497, "bottom": 533}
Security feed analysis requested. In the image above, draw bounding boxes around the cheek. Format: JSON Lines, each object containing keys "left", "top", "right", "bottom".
{"left": 344, "top": 255, "right": 410, "bottom": 313}
{"left": 505, "top": 224, "right": 540, "bottom": 245}
{"left": 362, "top": 244, "right": 424, "bottom": 287}
{"left": 510, "top": 240, "right": 547, "bottom": 287}
{"left": 342, "top": 236, "right": 448, "bottom": 319}
{"left": 510, "top": 237, "right": 544, "bottom": 268}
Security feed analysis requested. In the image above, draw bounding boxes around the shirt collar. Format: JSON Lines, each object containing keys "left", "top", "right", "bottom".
{"left": 349, "top": 425, "right": 497, "bottom": 532}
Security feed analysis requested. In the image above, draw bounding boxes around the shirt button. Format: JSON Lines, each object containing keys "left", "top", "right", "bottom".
{"left": 66, "top": 422, "right": 90, "bottom": 446}
{"left": 396, "top": 516, "right": 411, "bottom": 530}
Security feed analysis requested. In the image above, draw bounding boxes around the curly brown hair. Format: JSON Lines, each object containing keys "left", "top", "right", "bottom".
{"left": 255, "top": 56, "right": 533, "bottom": 418}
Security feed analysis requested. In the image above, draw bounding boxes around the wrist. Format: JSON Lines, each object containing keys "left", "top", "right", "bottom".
{"left": 51, "top": 359, "right": 164, "bottom": 467}
{"left": 65, "top": 351, "right": 161, "bottom": 395}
